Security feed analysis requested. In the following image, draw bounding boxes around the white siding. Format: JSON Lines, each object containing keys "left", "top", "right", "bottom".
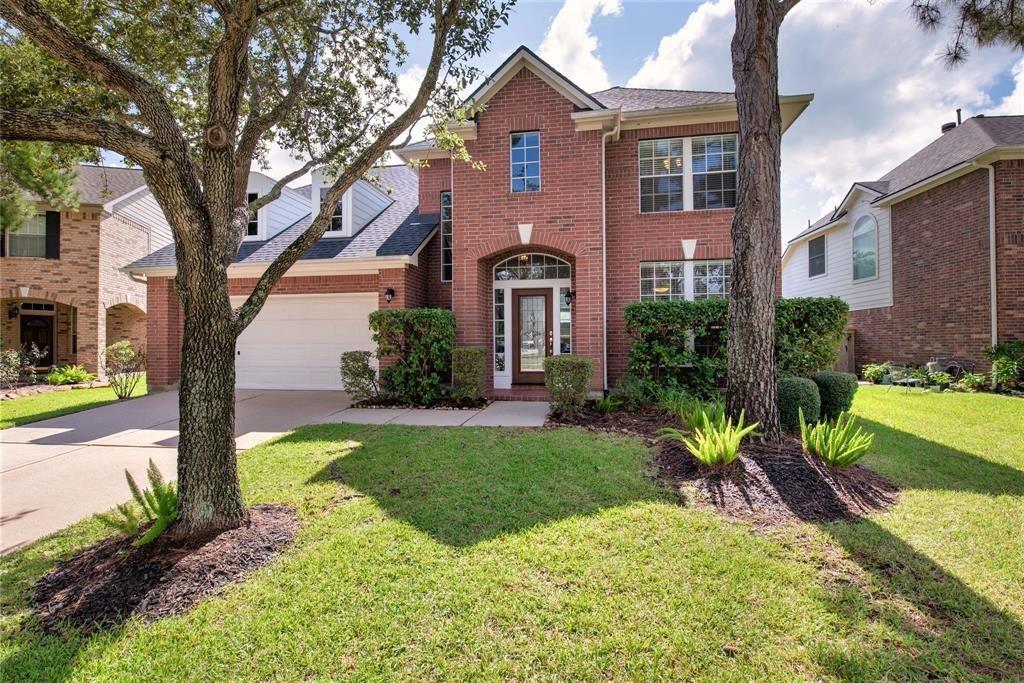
{"left": 109, "top": 191, "right": 173, "bottom": 251}
{"left": 782, "top": 190, "right": 893, "bottom": 311}
{"left": 246, "top": 172, "right": 310, "bottom": 240}
{"left": 350, "top": 180, "right": 392, "bottom": 232}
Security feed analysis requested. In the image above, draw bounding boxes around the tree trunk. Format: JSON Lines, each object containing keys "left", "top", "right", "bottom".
{"left": 727, "top": 0, "right": 784, "bottom": 441}
{"left": 171, "top": 257, "right": 247, "bottom": 538}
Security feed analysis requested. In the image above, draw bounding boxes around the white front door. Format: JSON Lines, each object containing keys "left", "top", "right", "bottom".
{"left": 232, "top": 293, "right": 377, "bottom": 390}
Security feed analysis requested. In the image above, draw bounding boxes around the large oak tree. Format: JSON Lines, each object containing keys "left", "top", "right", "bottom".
{"left": 0, "top": 0, "right": 511, "bottom": 539}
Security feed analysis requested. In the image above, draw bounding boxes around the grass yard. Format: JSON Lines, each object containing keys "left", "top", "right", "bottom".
{"left": 0, "top": 379, "right": 147, "bottom": 430}
{"left": 1, "top": 386, "right": 1022, "bottom": 680}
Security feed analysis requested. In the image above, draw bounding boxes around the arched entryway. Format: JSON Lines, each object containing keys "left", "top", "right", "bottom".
{"left": 105, "top": 302, "right": 147, "bottom": 351}
{"left": 492, "top": 253, "right": 572, "bottom": 388}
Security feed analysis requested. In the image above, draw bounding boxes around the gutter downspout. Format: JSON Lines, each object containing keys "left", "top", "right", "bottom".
{"left": 600, "top": 117, "right": 621, "bottom": 394}
{"left": 973, "top": 161, "right": 998, "bottom": 350}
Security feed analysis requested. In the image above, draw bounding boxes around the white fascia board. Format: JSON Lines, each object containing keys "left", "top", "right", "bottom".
{"left": 571, "top": 109, "right": 621, "bottom": 132}
{"left": 613, "top": 94, "right": 812, "bottom": 134}
{"left": 123, "top": 255, "right": 415, "bottom": 278}
{"left": 102, "top": 184, "right": 151, "bottom": 213}
{"left": 873, "top": 147, "right": 1024, "bottom": 206}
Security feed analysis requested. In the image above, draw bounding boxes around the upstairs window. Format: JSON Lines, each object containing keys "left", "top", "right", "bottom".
{"left": 808, "top": 235, "right": 827, "bottom": 278}
{"left": 319, "top": 188, "right": 344, "bottom": 232}
{"left": 639, "top": 133, "right": 738, "bottom": 212}
{"left": 246, "top": 192, "right": 260, "bottom": 237}
{"left": 440, "top": 191, "right": 453, "bottom": 282}
{"left": 510, "top": 131, "right": 541, "bottom": 193}
{"left": 4, "top": 213, "right": 47, "bottom": 257}
{"left": 852, "top": 215, "right": 878, "bottom": 281}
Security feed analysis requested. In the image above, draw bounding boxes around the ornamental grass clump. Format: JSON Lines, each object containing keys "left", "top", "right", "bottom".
{"left": 97, "top": 459, "right": 178, "bottom": 546}
{"left": 656, "top": 408, "right": 758, "bottom": 468}
{"left": 799, "top": 407, "right": 874, "bottom": 468}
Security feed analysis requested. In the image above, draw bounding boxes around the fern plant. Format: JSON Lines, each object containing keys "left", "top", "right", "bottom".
{"left": 656, "top": 408, "right": 758, "bottom": 467}
{"left": 97, "top": 459, "right": 178, "bottom": 546}
{"left": 594, "top": 395, "right": 622, "bottom": 415}
{"left": 799, "top": 407, "right": 874, "bottom": 468}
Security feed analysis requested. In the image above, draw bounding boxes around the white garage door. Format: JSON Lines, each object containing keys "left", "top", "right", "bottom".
{"left": 232, "top": 293, "right": 377, "bottom": 390}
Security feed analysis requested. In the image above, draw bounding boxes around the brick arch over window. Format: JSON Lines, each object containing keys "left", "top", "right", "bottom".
{"left": 103, "top": 294, "right": 146, "bottom": 314}
{"left": 470, "top": 233, "right": 582, "bottom": 263}
{"left": 2, "top": 287, "right": 79, "bottom": 308}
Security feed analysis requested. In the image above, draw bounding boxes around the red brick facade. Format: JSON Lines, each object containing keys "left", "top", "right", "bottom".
{"left": 848, "top": 161, "right": 1024, "bottom": 370}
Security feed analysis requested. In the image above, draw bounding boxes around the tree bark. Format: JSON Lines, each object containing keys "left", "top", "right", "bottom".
{"left": 727, "top": 0, "right": 786, "bottom": 441}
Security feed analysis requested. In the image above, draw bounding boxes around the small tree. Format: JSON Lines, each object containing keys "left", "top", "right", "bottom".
{"left": 103, "top": 340, "right": 146, "bottom": 400}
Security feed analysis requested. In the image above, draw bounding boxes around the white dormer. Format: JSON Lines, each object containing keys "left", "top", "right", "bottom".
{"left": 311, "top": 168, "right": 393, "bottom": 238}
{"left": 243, "top": 171, "right": 310, "bottom": 242}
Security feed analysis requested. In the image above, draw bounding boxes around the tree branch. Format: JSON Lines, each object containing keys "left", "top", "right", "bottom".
{"left": 0, "top": 108, "right": 163, "bottom": 165}
{"left": 778, "top": 0, "right": 801, "bottom": 20}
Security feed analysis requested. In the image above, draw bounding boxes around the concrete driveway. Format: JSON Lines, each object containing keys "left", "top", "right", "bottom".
{"left": 0, "top": 389, "right": 350, "bottom": 555}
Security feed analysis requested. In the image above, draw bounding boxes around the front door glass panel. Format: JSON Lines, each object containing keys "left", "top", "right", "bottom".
{"left": 518, "top": 295, "right": 546, "bottom": 373}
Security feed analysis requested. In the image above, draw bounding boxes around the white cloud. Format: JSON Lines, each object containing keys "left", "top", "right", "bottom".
{"left": 539, "top": 0, "right": 621, "bottom": 92}
{"left": 628, "top": 0, "right": 1020, "bottom": 241}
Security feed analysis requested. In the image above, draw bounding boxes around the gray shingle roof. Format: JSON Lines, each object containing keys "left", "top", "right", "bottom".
{"left": 126, "top": 165, "right": 436, "bottom": 271}
{"left": 293, "top": 184, "right": 312, "bottom": 199}
{"left": 71, "top": 165, "right": 148, "bottom": 204}
{"left": 589, "top": 86, "right": 735, "bottom": 111}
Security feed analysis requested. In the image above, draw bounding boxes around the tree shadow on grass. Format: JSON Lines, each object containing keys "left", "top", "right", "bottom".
{"left": 303, "top": 424, "right": 664, "bottom": 547}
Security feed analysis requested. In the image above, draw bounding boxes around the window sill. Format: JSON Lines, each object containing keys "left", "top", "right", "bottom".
{"left": 509, "top": 190, "right": 543, "bottom": 197}
{"left": 321, "top": 231, "right": 348, "bottom": 239}
{"left": 1, "top": 255, "right": 49, "bottom": 260}
{"left": 637, "top": 207, "right": 735, "bottom": 216}
{"left": 852, "top": 274, "right": 879, "bottom": 284}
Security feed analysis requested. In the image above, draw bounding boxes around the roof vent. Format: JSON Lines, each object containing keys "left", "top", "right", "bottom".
{"left": 941, "top": 121, "right": 957, "bottom": 134}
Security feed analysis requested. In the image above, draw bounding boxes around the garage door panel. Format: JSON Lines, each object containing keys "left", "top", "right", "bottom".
{"left": 233, "top": 294, "right": 377, "bottom": 390}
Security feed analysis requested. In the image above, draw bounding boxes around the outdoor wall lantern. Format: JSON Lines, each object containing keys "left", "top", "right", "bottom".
{"left": 384, "top": 287, "right": 395, "bottom": 303}
{"left": 7, "top": 303, "right": 19, "bottom": 320}
{"left": 563, "top": 290, "right": 575, "bottom": 306}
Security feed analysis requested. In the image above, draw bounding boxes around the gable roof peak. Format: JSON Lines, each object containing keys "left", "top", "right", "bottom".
{"left": 465, "top": 45, "right": 606, "bottom": 111}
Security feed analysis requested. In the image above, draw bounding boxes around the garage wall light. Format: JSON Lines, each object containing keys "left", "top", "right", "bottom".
{"left": 384, "top": 287, "right": 395, "bottom": 303}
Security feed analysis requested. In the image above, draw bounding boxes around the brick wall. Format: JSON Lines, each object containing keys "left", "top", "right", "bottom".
{"left": 995, "top": 159, "right": 1024, "bottom": 345}
{"left": 146, "top": 276, "right": 183, "bottom": 386}
{"left": 106, "top": 303, "right": 146, "bottom": 350}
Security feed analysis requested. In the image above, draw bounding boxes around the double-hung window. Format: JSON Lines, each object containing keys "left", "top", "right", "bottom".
{"left": 440, "top": 191, "right": 453, "bottom": 282}
{"left": 808, "top": 235, "right": 826, "bottom": 278}
{"left": 639, "top": 133, "right": 738, "bottom": 212}
{"left": 639, "top": 259, "right": 732, "bottom": 302}
{"left": 246, "top": 192, "right": 260, "bottom": 237}
{"left": 4, "top": 213, "right": 48, "bottom": 257}
{"left": 319, "top": 188, "right": 344, "bottom": 233}
{"left": 510, "top": 131, "right": 541, "bottom": 193}
{"left": 852, "top": 216, "right": 878, "bottom": 281}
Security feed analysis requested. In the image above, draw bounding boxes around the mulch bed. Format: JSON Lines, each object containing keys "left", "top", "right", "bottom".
{"left": 547, "top": 406, "right": 669, "bottom": 443}
{"left": 32, "top": 504, "right": 298, "bottom": 633}
{"left": 354, "top": 397, "right": 490, "bottom": 410}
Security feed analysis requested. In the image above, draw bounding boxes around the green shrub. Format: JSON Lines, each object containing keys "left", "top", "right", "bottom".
{"left": 103, "top": 340, "right": 146, "bottom": 399}
{"left": 657, "top": 408, "right": 758, "bottom": 467}
{"left": 657, "top": 387, "right": 694, "bottom": 421}
{"left": 799, "top": 408, "right": 874, "bottom": 468}
{"left": 610, "top": 374, "right": 660, "bottom": 410}
{"left": 810, "top": 370, "right": 858, "bottom": 420}
{"left": 44, "top": 364, "right": 96, "bottom": 385}
{"left": 624, "top": 296, "right": 848, "bottom": 394}
{"left": 96, "top": 459, "right": 178, "bottom": 546}
{"left": 990, "top": 357, "right": 1021, "bottom": 390}
{"left": 451, "top": 346, "right": 486, "bottom": 402}
{"left": 0, "top": 342, "right": 46, "bottom": 387}
{"left": 339, "top": 351, "right": 380, "bottom": 403}
{"left": 544, "top": 355, "right": 593, "bottom": 415}
{"left": 929, "top": 371, "right": 953, "bottom": 388}
{"left": 861, "top": 362, "right": 891, "bottom": 384}
{"left": 777, "top": 376, "right": 820, "bottom": 433}
{"left": 952, "top": 372, "right": 986, "bottom": 393}
{"left": 594, "top": 395, "right": 622, "bottom": 415}
{"left": 369, "top": 308, "right": 455, "bottom": 405}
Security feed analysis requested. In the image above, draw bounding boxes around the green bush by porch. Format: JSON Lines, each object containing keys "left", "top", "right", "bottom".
{"left": 369, "top": 308, "right": 455, "bottom": 405}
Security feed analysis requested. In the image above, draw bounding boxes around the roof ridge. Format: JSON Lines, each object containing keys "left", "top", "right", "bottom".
{"left": 590, "top": 85, "right": 735, "bottom": 95}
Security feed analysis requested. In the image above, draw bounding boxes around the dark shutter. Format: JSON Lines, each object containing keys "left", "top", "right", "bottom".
{"left": 0, "top": 227, "right": 6, "bottom": 257}
{"left": 45, "top": 211, "right": 60, "bottom": 259}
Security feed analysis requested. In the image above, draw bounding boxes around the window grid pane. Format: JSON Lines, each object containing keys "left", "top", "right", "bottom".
{"left": 560, "top": 287, "right": 572, "bottom": 354}
{"left": 6, "top": 213, "right": 47, "bottom": 257}
{"left": 852, "top": 217, "right": 877, "bottom": 280}
{"left": 246, "top": 193, "right": 259, "bottom": 236}
{"left": 693, "top": 260, "right": 732, "bottom": 300}
{"left": 440, "top": 191, "right": 453, "bottom": 282}
{"left": 639, "top": 138, "right": 684, "bottom": 213}
{"left": 692, "top": 134, "right": 737, "bottom": 210}
{"left": 319, "top": 188, "right": 344, "bottom": 232}
{"left": 639, "top": 261, "right": 686, "bottom": 301}
{"left": 493, "top": 253, "right": 570, "bottom": 281}
{"left": 808, "top": 236, "right": 826, "bottom": 277}
{"left": 510, "top": 131, "right": 541, "bottom": 193}
{"left": 494, "top": 289, "right": 505, "bottom": 372}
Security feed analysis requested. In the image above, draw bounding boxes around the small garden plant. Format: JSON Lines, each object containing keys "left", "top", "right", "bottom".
{"left": 451, "top": 346, "right": 486, "bottom": 403}
{"left": 339, "top": 351, "right": 381, "bottom": 403}
{"left": 861, "top": 362, "right": 892, "bottom": 384}
{"left": 103, "top": 340, "right": 146, "bottom": 399}
{"left": 544, "top": 355, "right": 593, "bottom": 416}
{"left": 44, "top": 364, "right": 96, "bottom": 385}
{"left": 97, "top": 459, "right": 178, "bottom": 546}
{"left": 594, "top": 395, "right": 622, "bottom": 415}
{"left": 656, "top": 407, "right": 758, "bottom": 467}
{"left": 799, "top": 407, "right": 874, "bottom": 468}
{"left": 953, "top": 371, "right": 986, "bottom": 392}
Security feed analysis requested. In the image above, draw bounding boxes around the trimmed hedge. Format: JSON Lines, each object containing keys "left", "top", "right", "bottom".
{"left": 810, "top": 371, "right": 858, "bottom": 419}
{"left": 624, "top": 296, "right": 849, "bottom": 395}
{"left": 369, "top": 308, "right": 455, "bottom": 405}
{"left": 451, "top": 346, "right": 486, "bottom": 402}
{"left": 778, "top": 376, "right": 820, "bottom": 434}
{"left": 544, "top": 354, "right": 593, "bottom": 415}
{"left": 339, "top": 351, "right": 379, "bottom": 403}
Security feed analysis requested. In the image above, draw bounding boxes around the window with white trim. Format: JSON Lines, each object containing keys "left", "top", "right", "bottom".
{"left": 808, "top": 235, "right": 826, "bottom": 277}
{"left": 693, "top": 260, "right": 732, "bottom": 299}
{"left": 639, "top": 261, "right": 685, "bottom": 301}
{"left": 246, "top": 192, "right": 259, "bottom": 237}
{"left": 639, "top": 133, "right": 738, "bottom": 213}
{"left": 510, "top": 131, "right": 540, "bottom": 193}
{"left": 319, "top": 187, "right": 344, "bottom": 232}
{"left": 5, "top": 213, "right": 47, "bottom": 257}
{"left": 852, "top": 215, "right": 878, "bottom": 281}
{"left": 440, "top": 191, "right": 453, "bottom": 282}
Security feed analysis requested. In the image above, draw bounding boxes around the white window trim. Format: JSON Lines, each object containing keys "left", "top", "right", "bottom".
{"left": 509, "top": 131, "right": 541, "bottom": 194}
{"left": 440, "top": 191, "right": 453, "bottom": 282}
{"left": 243, "top": 192, "right": 262, "bottom": 241}
{"left": 851, "top": 215, "right": 879, "bottom": 283}
{"left": 319, "top": 187, "right": 345, "bottom": 235}
{"left": 807, "top": 234, "right": 828, "bottom": 279}
{"left": 637, "top": 134, "right": 737, "bottom": 214}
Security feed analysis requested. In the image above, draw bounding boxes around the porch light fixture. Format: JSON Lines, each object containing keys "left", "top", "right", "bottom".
{"left": 384, "top": 287, "right": 395, "bottom": 303}
{"left": 563, "top": 290, "right": 575, "bottom": 306}
{"left": 7, "top": 303, "right": 18, "bottom": 320}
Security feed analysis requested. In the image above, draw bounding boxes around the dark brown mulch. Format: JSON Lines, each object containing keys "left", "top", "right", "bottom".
{"left": 32, "top": 504, "right": 298, "bottom": 633}
{"left": 354, "top": 396, "right": 490, "bottom": 410}
{"left": 547, "top": 406, "right": 670, "bottom": 443}
{"left": 656, "top": 439, "right": 899, "bottom": 525}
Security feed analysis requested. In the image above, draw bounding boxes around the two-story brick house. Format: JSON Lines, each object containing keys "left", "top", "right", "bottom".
{"left": 129, "top": 46, "right": 812, "bottom": 395}
{"left": 1, "top": 165, "right": 174, "bottom": 373}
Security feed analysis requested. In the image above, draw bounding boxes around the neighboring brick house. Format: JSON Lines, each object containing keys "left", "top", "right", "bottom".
{"left": 1, "top": 165, "right": 173, "bottom": 373}
{"left": 782, "top": 115, "right": 1024, "bottom": 373}
{"left": 129, "top": 46, "right": 812, "bottom": 395}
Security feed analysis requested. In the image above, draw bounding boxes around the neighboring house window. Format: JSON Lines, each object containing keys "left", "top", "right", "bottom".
{"left": 246, "top": 193, "right": 260, "bottom": 237}
{"left": 440, "top": 191, "right": 453, "bottom": 282}
{"left": 693, "top": 260, "right": 732, "bottom": 299}
{"left": 852, "top": 215, "right": 878, "bottom": 281}
{"left": 640, "top": 261, "right": 685, "bottom": 301}
{"left": 319, "top": 187, "right": 344, "bottom": 232}
{"left": 2, "top": 212, "right": 59, "bottom": 258}
{"left": 808, "top": 235, "right": 826, "bottom": 277}
{"left": 639, "top": 134, "right": 738, "bottom": 213}
{"left": 510, "top": 131, "right": 541, "bottom": 193}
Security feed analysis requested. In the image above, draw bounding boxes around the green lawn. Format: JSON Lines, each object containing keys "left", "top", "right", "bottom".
{"left": 0, "top": 379, "right": 147, "bottom": 429}
{"left": 2, "top": 386, "right": 1021, "bottom": 680}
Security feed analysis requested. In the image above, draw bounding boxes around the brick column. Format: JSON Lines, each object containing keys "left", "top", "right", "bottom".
{"left": 146, "top": 276, "right": 183, "bottom": 388}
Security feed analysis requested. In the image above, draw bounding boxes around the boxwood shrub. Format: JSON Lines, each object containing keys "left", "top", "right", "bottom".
{"left": 369, "top": 308, "right": 455, "bottom": 405}
{"left": 544, "top": 354, "right": 593, "bottom": 415}
{"left": 777, "top": 376, "right": 820, "bottom": 434}
{"left": 451, "top": 346, "right": 486, "bottom": 402}
{"left": 339, "top": 351, "right": 379, "bottom": 403}
{"left": 810, "top": 370, "right": 858, "bottom": 419}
